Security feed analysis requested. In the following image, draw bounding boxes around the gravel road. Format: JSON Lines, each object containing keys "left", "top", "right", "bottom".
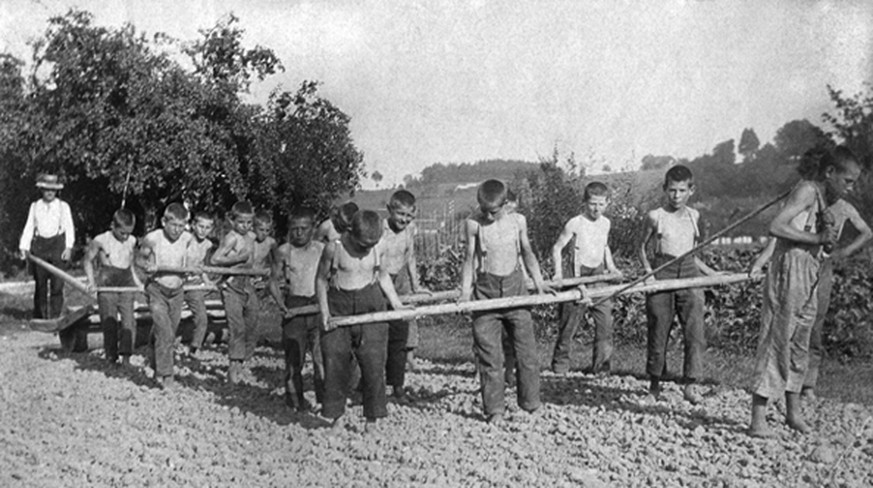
{"left": 1, "top": 330, "right": 871, "bottom": 487}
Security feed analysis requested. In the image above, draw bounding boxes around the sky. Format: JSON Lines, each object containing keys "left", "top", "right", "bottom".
{"left": 1, "top": 0, "right": 871, "bottom": 188}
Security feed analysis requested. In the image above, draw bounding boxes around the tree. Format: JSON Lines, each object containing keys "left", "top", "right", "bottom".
{"left": 601, "top": 164, "right": 613, "bottom": 173}
{"left": 738, "top": 128, "right": 760, "bottom": 162}
{"left": 640, "top": 154, "right": 675, "bottom": 171}
{"left": 774, "top": 119, "right": 830, "bottom": 161}
{"left": 371, "top": 170, "right": 383, "bottom": 187}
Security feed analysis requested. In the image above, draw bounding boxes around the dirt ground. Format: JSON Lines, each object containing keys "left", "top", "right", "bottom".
{"left": 1, "top": 328, "right": 872, "bottom": 488}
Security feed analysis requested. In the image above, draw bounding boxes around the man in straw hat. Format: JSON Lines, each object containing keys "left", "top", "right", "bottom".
{"left": 19, "top": 173, "right": 76, "bottom": 323}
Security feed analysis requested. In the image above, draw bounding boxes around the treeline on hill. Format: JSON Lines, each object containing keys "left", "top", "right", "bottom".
{"left": 0, "top": 10, "right": 365, "bottom": 272}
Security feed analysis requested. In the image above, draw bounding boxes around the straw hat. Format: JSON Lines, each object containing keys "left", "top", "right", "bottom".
{"left": 36, "top": 173, "right": 64, "bottom": 190}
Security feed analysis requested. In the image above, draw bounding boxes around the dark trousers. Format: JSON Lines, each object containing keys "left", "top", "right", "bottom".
{"left": 551, "top": 264, "right": 614, "bottom": 373}
{"left": 222, "top": 285, "right": 259, "bottom": 361}
{"left": 472, "top": 270, "right": 541, "bottom": 416}
{"left": 387, "top": 271, "right": 412, "bottom": 388}
{"left": 283, "top": 295, "right": 325, "bottom": 405}
{"left": 184, "top": 289, "right": 209, "bottom": 349}
{"left": 805, "top": 259, "right": 834, "bottom": 390}
{"left": 321, "top": 283, "right": 389, "bottom": 420}
{"left": 147, "top": 283, "right": 184, "bottom": 377}
{"left": 30, "top": 234, "right": 66, "bottom": 319}
{"left": 645, "top": 255, "right": 705, "bottom": 382}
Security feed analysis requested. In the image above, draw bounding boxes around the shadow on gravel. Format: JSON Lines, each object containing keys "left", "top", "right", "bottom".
{"left": 35, "top": 344, "right": 337, "bottom": 431}
{"left": 540, "top": 374, "right": 745, "bottom": 430}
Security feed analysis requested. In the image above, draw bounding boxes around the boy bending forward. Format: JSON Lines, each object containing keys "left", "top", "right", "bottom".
{"left": 461, "top": 179, "right": 552, "bottom": 424}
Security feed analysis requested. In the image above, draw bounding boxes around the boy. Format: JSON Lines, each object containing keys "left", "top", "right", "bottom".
{"left": 84, "top": 209, "right": 141, "bottom": 366}
{"left": 315, "top": 202, "right": 358, "bottom": 243}
{"left": 639, "top": 165, "right": 718, "bottom": 404}
{"left": 316, "top": 210, "right": 406, "bottom": 427}
{"left": 747, "top": 147, "right": 860, "bottom": 436}
{"left": 380, "top": 190, "right": 430, "bottom": 402}
{"left": 211, "top": 201, "right": 258, "bottom": 384}
{"left": 551, "top": 182, "right": 620, "bottom": 375}
{"left": 183, "top": 211, "right": 216, "bottom": 356}
{"left": 138, "top": 203, "right": 192, "bottom": 389}
{"left": 749, "top": 196, "right": 871, "bottom": 402}
{"left": 460, "top": 179, "right": 552, "bottom": 423}
{"left": 270, "top": 207, "right": 325, "bottom": 412}
{"left": 19, "top": 174, "right": 75, "bottom": 322}
{"left": 252, "top": 210, "right": 278, "bottom": 294}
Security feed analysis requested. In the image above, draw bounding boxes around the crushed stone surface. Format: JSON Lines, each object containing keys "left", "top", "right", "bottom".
{"left": 1, "top": 331, "right": 871, "bottom": 487}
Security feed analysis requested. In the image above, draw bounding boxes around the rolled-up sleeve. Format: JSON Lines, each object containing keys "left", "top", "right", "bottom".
{"left": 18, "top": 203, "right": 36, "bottom": 252}
{"left": 62, "top": 201, "right": 75, "bottom": 249}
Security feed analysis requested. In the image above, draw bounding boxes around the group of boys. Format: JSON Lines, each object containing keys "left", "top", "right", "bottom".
{"left": 74, "top": 155, "right": 866, "bottom": 433}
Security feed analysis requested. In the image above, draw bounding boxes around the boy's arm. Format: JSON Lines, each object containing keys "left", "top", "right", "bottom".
{"left": 83, "top": 239, "right": 101, "bottom": 292}
{"left": 405, "top": 239, "right": 430, "bottom": 294}
{"left": 129, "top": 238, "right": 144, "bottom": 288}
{"left": 639, "top": 213, "right": 656, "bottom": 277}
{"left": 135, "top": 236, "right": 157, "bottom": 274}
{"left": 459, "top": 219, "right": 477, "bottom": 302}
{"left": 551, "top": 222, "right": 574, "bottom": 284}
{"left": 831, "top": 206, "right": 873, "bottom": 260}
{"left": 316, "top": 242, "right": 334, "bottom": 331}
{"left": 604, "top": 246, "right": 619, "bottom": 274}
{"left": 269, "top": 248, "right": 288, "bottom": 315}
{"left": 211, "top": 233, "right": 249, "bottom": 266}
{"left": 378, "top": 249, "right": 407, "bottom": 310}
{"left": 770, "top": 183, "right": 827, "bottom": 245}
{"left": 518, "top": 215, "right": 553, "bottom": 294}
{"left": 749, "top": 238, "right": 776, "bottom": 275}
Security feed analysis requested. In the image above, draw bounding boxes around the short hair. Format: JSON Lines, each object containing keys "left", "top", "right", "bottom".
{"left": 164, "top": 202, "right": 189, "bottom": 221}
{"left": 350, "top": 210, "right": 383, "bottom": 244}
{"left": 230, "top": 201, "right": 254, "bottom": 219}
{"left": 192, "top": 211, "right": 215, "bottom": 223}
{"left": 477, "top": 179, "right": 508, "bottom": 206}
{"left": 583, "top": 182, "right": 609, "bottom": 201}
{"left": 254, "top": 210, "right": 273, "bottom": 226}
{"left": 337, "top": 202, "right": 359, "bottom": 223}
{"left": 664, "top": 165, "right": 694, "bottom": 186}
{"left": 289, "top": 206, "right": 316, "bottom": 222}
{"left": 389, "top": 190, "right": 416, "bottom": 209}
{"left": 113, "top": 208, "right": 136, "bottom": 228}
{"left": 798, "top": 145, "right": 860, "bottom": 180}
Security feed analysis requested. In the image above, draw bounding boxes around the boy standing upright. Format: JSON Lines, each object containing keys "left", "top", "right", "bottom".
{"left": 551, "top": 182, "right": 620, "bottom": 375}
{"left": 460, "top": 179, "right": 553, "bottom": 423}
{"left": 270, "top": 207, "right": 325, "bottom": 412}
{"left": 639, "top": 165, "right": 718, "bottom": 404}
{"left": 316, "top": 210, "right": 406, "bottom": 426}
{"left": 183, "top": 211, "right": 216, "bottom": 356}
{"left": 380, "top": 190, "right": 430, "bottom": 402}
{"left": 212, "top": 201, "right": 257, "bottom": 384}
{"left": 138, "top": 203, "right": 192, "bottom": 389}
{"left": 84, "top": 209, "right": 141, "bottom": 366}
{"left": 19, "top": 173, "right": 75, "bottom": 321}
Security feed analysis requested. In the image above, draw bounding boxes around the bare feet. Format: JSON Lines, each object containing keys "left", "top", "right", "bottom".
{"left": 683, "top": 383, "right": 703, "bottom": 405}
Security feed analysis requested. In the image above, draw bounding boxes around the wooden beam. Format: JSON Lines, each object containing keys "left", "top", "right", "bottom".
{"left": 328, "top": 272, "right": 760, "bottom": 327}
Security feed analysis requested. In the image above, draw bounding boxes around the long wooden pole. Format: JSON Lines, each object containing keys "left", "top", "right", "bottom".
{"left": 28, "top": 254, "right": 94, "bottom": 297}
{"left": 156, "top": 266, "right": 269, "bottom": 277}
{"left": 284, "top": 272, "right": 623, "bottom": 318}
{"left": 589, "top": 190, "right": 789, "bottom": 308}
{"left": 95, "top": 284, "right": 218, "bottom": 293}
{"left": 329, "top": 272, "right": 760, "bottom": 327}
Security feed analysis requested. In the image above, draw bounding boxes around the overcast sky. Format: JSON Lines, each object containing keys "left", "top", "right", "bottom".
{"left": 1, "top": 0, "right": 871, "bottom": 187}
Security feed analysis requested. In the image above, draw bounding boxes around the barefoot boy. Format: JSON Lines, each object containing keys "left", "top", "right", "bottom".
{"left": 316, "top": 210, "right": 406, "bottom": 426}
{"left": 183, "top": 211, "right": 215, "bottom": 356}
{"left": 211, "top": 201, "right": 257, "bottom": 384}
{"left": 747, "top": 146, "right": 860, "bottom": 437}
{"left": 749, "top": 194, "right": 871, "bottom": 402}
{"left": 380, "top": 190, "right": 430, "bottom": 402}
{"left": 460, "top": 179, "right": 552, "bottom": 423}
{"left": 315, "top": 202, "right": 358, "bottom": 243}
{"left": 137, "top": 203, "right": 192, "bottom": 389}
{"left": 551, "top": 182, "right": 620, "bottom": 375}
{"left": 639, "top": 165, "right": 718, "bottom": 404}
{"left": 270, "top": 207, "right": 325, "bottom": 412}
{"left": 84, "top": 209, "right": 141, "bottom": 366}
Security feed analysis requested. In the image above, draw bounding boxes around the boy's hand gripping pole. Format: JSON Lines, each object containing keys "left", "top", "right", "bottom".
{"left": 590, "top": 189, "right": 791, "bottom": 308}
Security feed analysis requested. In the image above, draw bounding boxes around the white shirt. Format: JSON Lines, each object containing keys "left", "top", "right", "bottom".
{"left": 19, "top": 198, "right": 75, "bottom": 251}
{"left": 650, "top": 206, "right": 699, "bottom": 257}
{"left": 564, "top": 214, "right": 611, "bottom": 272}
{"left": 93, "top": 231, "right": 136, "bottom": 268}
